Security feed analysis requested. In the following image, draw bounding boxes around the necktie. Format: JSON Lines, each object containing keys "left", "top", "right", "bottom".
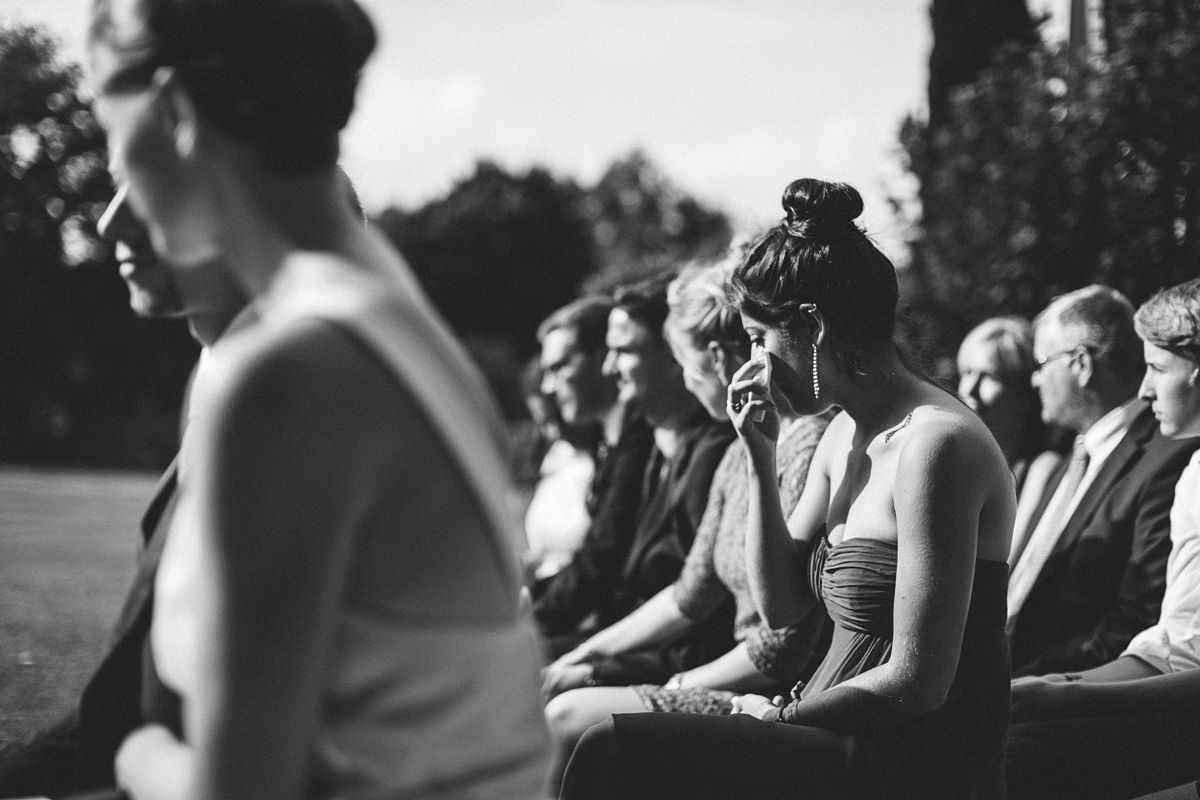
{"left": 1007, "top": 435, "right": 1090, "bottom": 622}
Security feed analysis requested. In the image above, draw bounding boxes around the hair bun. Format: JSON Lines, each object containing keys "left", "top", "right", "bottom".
{"left": 781, "top": 178, "right": 864, "bottom": 241}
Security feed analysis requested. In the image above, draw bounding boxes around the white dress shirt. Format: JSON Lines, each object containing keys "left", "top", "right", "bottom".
{"left": 1123, "top": 449, "right": 1200, "bottom": 672}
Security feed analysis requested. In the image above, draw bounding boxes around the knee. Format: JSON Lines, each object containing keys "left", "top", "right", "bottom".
{"left": 560, "top": 718, "right": 622, "bottom": 800}
{"left": 544, "top": 689, "right": 592, "bottom": 742}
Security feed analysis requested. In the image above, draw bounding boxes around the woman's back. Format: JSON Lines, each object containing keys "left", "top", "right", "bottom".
{"left": 156, "top": 249, "right": 549, "bottom": 798}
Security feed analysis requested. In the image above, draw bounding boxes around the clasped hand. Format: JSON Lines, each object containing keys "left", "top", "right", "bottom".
{"left": 730, "top": 692, "right": 784, "bottom": 721}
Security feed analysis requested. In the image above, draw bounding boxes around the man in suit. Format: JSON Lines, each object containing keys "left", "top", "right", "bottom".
{"left": 0, "top": 185, "right": 249, "bottom": 799}
{"left": 1007, "top": 284, "right": 1200, "bottom": 676}
{"left": 538, "top": 274, "right": 735, "bottom": 693}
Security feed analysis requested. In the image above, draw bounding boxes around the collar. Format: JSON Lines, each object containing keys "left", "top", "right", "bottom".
{"left": 1082, "top": 397, "right": 1146, "bottom": 463}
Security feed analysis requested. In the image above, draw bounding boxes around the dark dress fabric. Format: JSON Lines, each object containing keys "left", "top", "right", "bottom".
{"left": 567, "top": 537, "right": 1010, "bottom": 800}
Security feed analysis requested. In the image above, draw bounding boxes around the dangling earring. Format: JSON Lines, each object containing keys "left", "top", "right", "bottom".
{"left": 811, "top": 343, "right": 820, "bottom": 398}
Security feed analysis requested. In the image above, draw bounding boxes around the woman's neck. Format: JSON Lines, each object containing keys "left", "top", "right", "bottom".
{"left": 209, "top": 163, "right": 361, "bottom": 297}
{"left": 826, "top": 346, "right": 940, "bottom": 442}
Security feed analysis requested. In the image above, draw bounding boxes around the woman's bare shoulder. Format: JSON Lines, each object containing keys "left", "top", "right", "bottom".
{"left": 901, "top": 402, "right": 1007, "bottom": 482}
{"left": 205, "top": 316, "right": 418, "bottom": 458}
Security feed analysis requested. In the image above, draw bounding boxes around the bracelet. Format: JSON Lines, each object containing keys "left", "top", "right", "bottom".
{"left": 773, "top": 705, "right": 787, "bottom": 723}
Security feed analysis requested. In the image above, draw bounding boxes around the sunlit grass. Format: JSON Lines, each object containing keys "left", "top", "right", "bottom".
{"left": 0, "top": 467, "right": 156, "bottom": 753}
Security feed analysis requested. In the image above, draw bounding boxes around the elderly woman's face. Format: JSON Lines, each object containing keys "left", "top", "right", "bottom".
{"left": 957, "top": 339, "right": 1028, "bottom": 428}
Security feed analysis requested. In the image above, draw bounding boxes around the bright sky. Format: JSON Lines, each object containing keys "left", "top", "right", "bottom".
{"left": 0, "top": 0, "right": 1069, "bottom": 263}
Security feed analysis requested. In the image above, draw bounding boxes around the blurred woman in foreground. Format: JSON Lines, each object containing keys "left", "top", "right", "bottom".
{"left": 560, "top": 178, "right": 1015, "bottom": 800}
{"left": 88, "top": 0, "right": 548, "bottom": 797}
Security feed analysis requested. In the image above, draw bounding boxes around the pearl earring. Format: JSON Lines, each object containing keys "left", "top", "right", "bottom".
{"left": 811, "top": 343, "right": 820, "bottom": 397}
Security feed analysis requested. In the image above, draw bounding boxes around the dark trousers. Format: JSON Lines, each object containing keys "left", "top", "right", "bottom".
{"left": 1008, "top": 710, "right": 1200, "bottom": 800}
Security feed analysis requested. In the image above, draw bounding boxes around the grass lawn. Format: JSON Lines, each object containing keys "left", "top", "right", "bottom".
{"left": 0, "top": 466, "right": 158, "bottom": 754}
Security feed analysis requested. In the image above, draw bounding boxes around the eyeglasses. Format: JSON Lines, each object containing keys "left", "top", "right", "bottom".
{"left": 1034, "top": 346, "right": 1088, "bottom": 371}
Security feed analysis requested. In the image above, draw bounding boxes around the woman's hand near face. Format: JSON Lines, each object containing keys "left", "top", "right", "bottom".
{"left": 727, "top": 359, "right": 779, "bottom": 468}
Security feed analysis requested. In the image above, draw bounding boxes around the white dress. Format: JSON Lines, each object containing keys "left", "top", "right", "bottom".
{"left": 524, "top": 439, "right": 594, "bottom": 580}
{"left": 153, "top": 252, "right": 550, "bottom": 799}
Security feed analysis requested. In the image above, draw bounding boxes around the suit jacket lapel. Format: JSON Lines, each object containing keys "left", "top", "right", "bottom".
{"left": 1043, "top": 408, "right": 1155, "bottom": 565}
{"left": 1023, "top": 456, "right": 1069, "bottom": 541}
{"left": 108, "top": 459, "right": 179, "bottom": 645}
{"left": 139, "top": 457, "right": 179, "bottom": 545}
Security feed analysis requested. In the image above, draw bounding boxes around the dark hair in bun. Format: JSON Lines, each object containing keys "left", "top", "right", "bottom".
{"left": 91, "top": 0, "right": 376, "bottom": 173}
{"left": 730, "top": 178, "right": 898, "bottom": 378}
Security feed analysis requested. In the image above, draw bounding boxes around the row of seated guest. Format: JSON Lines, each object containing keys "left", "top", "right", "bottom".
{"left": 542, "top": 255, "right": 832, "bottom": 791}
{"left": 545, "top": 179, "right": 1200, "bottom": 800}
{"left": 529, "top": 283, "right": 737, "bottom": 684}
{"left": 557, "top": 177, "right": 1017, "bottom": 799}
{"left": 1004, "top": 278, "right": 1200, "bottom": 799}
{"left": 1003, "top": 286, "right": 1197, "bottom": 676}
{"left": 953, "top": 295, "right": 1198, "bottom": 679}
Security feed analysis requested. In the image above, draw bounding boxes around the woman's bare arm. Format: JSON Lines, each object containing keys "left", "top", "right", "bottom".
{"left": 557, "top": 585, "right": 691, "bottom": 666}
{"left": 781, "top": 417, "right": 994, "bottom": 730}
{"left": 187, "top": 329, "right": 386, "bottom": 800}
{"left": 674, "top": 641, "right": 780, "bottom": 693}
{"left": 743, "top": 415, "right": 838, "bottom": 628}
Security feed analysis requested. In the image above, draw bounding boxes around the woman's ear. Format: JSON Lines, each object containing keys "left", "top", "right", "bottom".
{"left": 797, "top": 303, "right": 827, "bottom": 349}
{"left": 154, "top": 66, "right": 199, "bottom": 160}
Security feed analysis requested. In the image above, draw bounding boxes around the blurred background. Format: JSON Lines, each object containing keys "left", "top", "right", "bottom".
{"left": 1, "top": 0, "right": 1199, "bottom": 470}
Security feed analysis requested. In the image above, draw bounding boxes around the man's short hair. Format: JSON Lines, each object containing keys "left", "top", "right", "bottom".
{"left": 1135, "top": 277, "right": 1200, "bottom": 367}
{"left": 1035, "top": 284, "right": 1143, "bottom": 379}
{"left": 611, "top": 272, "right": 676, "bottom": 345}
{"left": 537, "top": 295, "right": 615, "bottom": 354}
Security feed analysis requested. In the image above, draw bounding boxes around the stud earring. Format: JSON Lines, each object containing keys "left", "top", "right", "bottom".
{"left": 811, "top": 343, "right": 820, "bottom": 398}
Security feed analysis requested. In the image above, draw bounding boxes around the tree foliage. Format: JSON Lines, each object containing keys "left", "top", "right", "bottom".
{"left": 898, "top": 0, "right": 1200, "bottom": 377}
{"left": 926, "top": 0, "right": 1039, "bottom": 128}
{"left": 1, "top": 24, "right": 196, "bottom": 467}
{"left": 374, "top": 152, "right": 731, "bottom": 419}
{"left": 579, "top": 150, "right": 731, "bottom": 291}
{"left": 376, "top": 160, "right": 595, "bottom": 354}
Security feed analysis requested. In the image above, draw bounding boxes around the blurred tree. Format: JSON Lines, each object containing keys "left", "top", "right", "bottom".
{"left": 375, "top": 160, "right": 595, "bottom": 418}
{"left": 375, "top": 152, "right": 731, "bottom": 418}
{"left": 897, "top": 0, "right": 1200, "bottom": 378}
{"left": 581, "top": 149, "right": 731, "bottom": 291}
{"left": 1, "top": 24, "right": 196, "bottom": 467}
{"left": 376, "top": 160, "right": 594, "bottom": 351}
{"left": 927, "top": 0, "right": 1039, "bottom": 128}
